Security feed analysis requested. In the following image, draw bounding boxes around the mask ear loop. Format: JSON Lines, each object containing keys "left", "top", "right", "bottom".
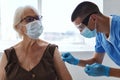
{"left": 94, "top": 19, "right": 98, "bottom": 32}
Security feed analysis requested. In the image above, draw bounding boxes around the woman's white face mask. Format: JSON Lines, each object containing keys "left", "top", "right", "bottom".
{"left": 25, "top": 20, "right": 43, "bottom": 39}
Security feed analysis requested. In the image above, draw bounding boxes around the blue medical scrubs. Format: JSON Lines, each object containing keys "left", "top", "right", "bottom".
{"left": 95, "top": 15, "right": 120, "bottom": 66}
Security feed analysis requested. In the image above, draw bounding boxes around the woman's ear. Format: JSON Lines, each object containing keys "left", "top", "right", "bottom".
{"left": 19, "top": 24, "right": 26, "bottom": 32}
{"left": 17, "top": 24, "right": 25, "bottom": 34}
{"left": 16, "top": 24, "right": 21, "bottom": 32}
{"left": 15, "top": 25, "right": 20, "bottom": 32}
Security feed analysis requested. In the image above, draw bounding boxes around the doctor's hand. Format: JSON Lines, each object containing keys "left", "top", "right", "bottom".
{"left": 61, "top": 52, "right": 80, "bottom": 65}
{"left": 84, "top": 63, "right": 110, "bottom": 77}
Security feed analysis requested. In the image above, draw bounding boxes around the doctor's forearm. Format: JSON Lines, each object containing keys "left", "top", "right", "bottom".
{"left": 109, "top": 68, "right": 120, "bottom": 78}
{"left": 78, "top": 53, "right": 105, "bottom": 67}
{"left": 78, "top": 58, "right": 100, "bottom": 67}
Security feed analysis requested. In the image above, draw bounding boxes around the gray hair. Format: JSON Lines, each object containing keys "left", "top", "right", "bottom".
{"left": 13, "top": 5, "right": 39, "bottom": 38}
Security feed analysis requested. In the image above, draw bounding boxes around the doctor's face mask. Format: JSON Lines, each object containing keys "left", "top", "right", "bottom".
{"left": 80, "top": 26, "right": 96, "bottom": 38}
{"left": 77, "top": 23, "right": 96, "bottom": 38}
{"left": 77, "top": 13, "right": 97, "bottom": 38}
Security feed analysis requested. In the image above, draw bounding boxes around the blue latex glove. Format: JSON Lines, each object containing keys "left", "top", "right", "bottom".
{"left": 84, "top": 63, "right": 110, "bottom": 76}
{"left": 61, "top": 52, "right": 80, "bottom": 65}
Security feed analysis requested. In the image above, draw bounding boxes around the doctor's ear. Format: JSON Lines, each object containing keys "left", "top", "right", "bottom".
{"left": 90, "top": 14, "right": 97, "bottom": 21}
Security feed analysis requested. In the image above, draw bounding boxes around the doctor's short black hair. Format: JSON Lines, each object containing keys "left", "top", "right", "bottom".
{"left": 71, "top": 1, "right": 101, "bottom": 22}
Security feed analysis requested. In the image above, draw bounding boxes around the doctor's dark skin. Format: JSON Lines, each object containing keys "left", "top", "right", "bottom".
{"left": 62, "top": 1, "right": 120, "bottom": 78}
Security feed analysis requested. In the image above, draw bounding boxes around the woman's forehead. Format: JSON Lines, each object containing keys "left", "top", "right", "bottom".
{"left": 22, "top": 8, "right": 38, "bottom": 18}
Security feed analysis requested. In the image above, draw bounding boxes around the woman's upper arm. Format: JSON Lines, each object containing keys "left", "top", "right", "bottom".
{"left": 53, "top": 48, "right": 73, "bottom": 80}
{"left": 0, "top": 53, "right": 7, "bottom": 80}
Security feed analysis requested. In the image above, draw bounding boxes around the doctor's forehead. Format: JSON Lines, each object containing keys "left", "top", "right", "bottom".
{"left": 73, "top": 17, "right": 82, "bottom": 25}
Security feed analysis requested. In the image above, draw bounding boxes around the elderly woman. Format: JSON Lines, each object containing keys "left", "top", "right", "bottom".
{"left": 0, "top": 6, "right": 72, "bottom": 80}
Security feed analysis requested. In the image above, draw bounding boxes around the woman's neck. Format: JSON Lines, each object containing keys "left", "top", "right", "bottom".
{"left": 21, "top": 37, "right": 39, "bottom": 52}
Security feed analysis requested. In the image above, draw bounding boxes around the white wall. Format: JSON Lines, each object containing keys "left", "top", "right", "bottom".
{"left": 103, "top": 0, "right": 120, "bottom": 15}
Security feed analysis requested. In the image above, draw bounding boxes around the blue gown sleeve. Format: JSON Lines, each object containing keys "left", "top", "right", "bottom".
{"left": 95, "top": 33, "right": 105, "bottom": 53}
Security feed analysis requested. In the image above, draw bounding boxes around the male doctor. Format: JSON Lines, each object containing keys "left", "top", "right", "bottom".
{"left": 62, "top": 1, "right": 120, "bottom": 78}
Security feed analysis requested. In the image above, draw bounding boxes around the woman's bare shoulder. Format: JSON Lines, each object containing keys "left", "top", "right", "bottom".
{"left": 38, "top": 39, "right": 50, "bottom": 46}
